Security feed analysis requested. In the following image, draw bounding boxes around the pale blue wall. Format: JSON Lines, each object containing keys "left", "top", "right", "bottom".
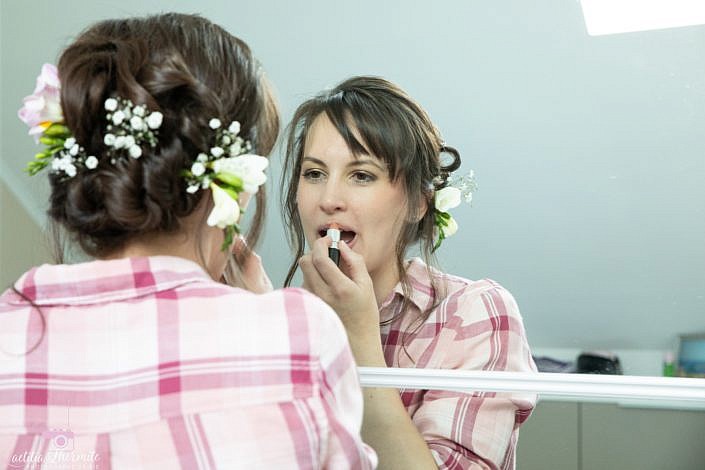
{"left": 2, "top": 0, "right": 704, "bottom": 354}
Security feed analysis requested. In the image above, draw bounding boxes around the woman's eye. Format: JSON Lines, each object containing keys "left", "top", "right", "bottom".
{"left": 352, "top": 171, "right": 375, "bottom": 184}
{"left": 302, "top": 169, "right": 325, "bottom": 181}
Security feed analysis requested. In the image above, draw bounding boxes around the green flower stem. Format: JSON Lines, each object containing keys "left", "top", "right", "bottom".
{"left": 214, "top": 172, "right": 244, "bottom": 191}
{"left": 220, "top": 185, "right": 239, "bottom": 201}
{"left": 39, "top": 136, "right": 64, "bottom": 147}
{"left": 43, "top": 123, "right": 70, "bottom": 137}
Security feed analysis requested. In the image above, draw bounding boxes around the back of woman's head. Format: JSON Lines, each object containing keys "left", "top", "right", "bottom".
{"left": 282, "top": 76, "right": 459, "bottom": 285}
{"left": 52, "top": 13, "right": 279, "bottom": 257}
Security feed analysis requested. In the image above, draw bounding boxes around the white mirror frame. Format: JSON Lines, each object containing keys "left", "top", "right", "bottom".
{"left": 358, "top": 367, "right": 705, "bottom": 408}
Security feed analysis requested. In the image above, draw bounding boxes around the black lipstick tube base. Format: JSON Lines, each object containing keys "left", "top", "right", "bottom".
{"left": 328, "top": 247, "right": 340, "bottom": 266}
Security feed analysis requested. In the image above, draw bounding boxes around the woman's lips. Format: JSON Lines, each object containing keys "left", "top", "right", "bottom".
{"left": 317, "top": 228, "right": 357, "bottom": 248}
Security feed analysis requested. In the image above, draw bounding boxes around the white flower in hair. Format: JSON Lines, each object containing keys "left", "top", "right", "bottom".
{"left": 146, "top": 112, "right": 163, "bottom": 129}
{"left": 104, "top": 134, "right": 116, "bottom": 146}
{"left": 228, "top": 121, "right": 240, "bottom": 134}
{"left": 186, "top": 184, "right": 200, "bottom": 194}
{"left": 133, "top": 105, "right": 145, "bottom": 117}
{"left": 112, "top": 110, "right": 126, "bottom": 125}
{"left": 64, "top": 137, "right": 76, "bottom": 149}
{"left": 209, "top": 118, "right": 221, "bottom": 129}
{"left": 69, "top": 144, "right": 79, "bottom": 156}
{"left": 207, "top": 183, "right": 240, "bottom": 229}
{"left": 211, "top": 147, "right": 224, "bottom": 158}
{"left": 130, "top": 116, "right": 144, "bottom": 131}
{"left": 191, "top": 162, "right": 206, "bottom": 177}
{"left": 228, "top": 142, "right": 242, "bottom": 156}
{"left": 85, "top": 156, "right": 99, "bottom": 169}
{"left": 124, "top": 135, "right": 136, "bottom": 148}
{"left": 435, "top": 186, "right": 462, "bottom": 212}
{"left": 196, "top": 153, "right": 208, "bottom": 163}
{"left": 444, "top": 216, "right": 458, "bottom": 237}
{"left": 114, "top": 136, "right": 126, "bottom": 149}
{"left": 212, "top": 154, "right": 269, "bottom": 194}
{"left": 104, "top": 98, "right": 118, "bottom": 111}
{"left": 128, "top": 145, "right": 142, "bottom": 159}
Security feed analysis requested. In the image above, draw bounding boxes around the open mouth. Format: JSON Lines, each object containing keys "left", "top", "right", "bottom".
{"left": 318, "top": 227, "right": 357, "bottom": 245}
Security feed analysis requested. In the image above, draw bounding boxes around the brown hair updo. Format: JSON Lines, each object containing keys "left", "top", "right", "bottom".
{"left": 50, "top": 13, "right": 279, "bottom": 259}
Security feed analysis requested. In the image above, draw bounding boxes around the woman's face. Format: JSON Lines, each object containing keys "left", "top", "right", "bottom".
{"left": 296, "top": 113, "right": 409, "bottom": 282}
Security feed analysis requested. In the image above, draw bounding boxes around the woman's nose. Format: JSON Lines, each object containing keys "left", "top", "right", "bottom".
{"left": 318, "top": 182, "right": 347, "bottom": 213}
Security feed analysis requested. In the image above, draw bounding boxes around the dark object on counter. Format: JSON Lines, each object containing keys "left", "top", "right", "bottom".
{"left": 533, "top": 356, "right": 575, "bottom": 373}
{"left": 576, "top": 351, "right": 623, "bottom": 375}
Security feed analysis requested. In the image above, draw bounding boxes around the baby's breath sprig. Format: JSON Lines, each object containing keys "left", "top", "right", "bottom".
{"left": 103, "top": 97, "right": 163, "bottom": 163}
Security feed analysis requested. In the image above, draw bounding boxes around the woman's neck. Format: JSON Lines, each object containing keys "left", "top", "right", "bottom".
{"left": 370, "top": 261, "right": 403, "bottom": 307}
{"left": 101, "top": 208, "right": 225, "bottom": 280}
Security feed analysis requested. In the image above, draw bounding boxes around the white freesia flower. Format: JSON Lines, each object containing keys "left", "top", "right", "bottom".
{"left": 212, "top": 154, "right": 269, "bottom": 194}
{"left": 186, "top": 184, "right": 200, "bottom": 194}
{"left": 129, "top": 145, "right": 142, "bottom": 158}
{"left": 104, "top": 98, "right": 118, "bottom": 111}
{"left": 146, "top": 112, "right": 163, "bottom": 129}
{"left": 435, "top": 186, "right": 462, "bottom": 213}
{"left": 85, "top": 156, "right": 99, "bottom": 169}
{"left": 191, "top": 162, "right": 206, "bottom": 176}
{"left": 104, "top": 134, "right": 116, "bottom": 146}
{"left": 444, "top": 216, "right": 458, "bottom": 237}
{"left": 209, "top": 118, "right": 221, "bottom": 129}
{"left": 207, "top": 183, "right": 240, "bottom": 229}
{"left": 228, "top": 121, "right": 240, "bottom": 134}
{"left": 112, "top": 110, "right": 126, "bottom": 125}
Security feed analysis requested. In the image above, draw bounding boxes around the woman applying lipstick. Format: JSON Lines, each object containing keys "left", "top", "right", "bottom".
{"left": 282, "top": 76, "right": 537, "bottom": 469}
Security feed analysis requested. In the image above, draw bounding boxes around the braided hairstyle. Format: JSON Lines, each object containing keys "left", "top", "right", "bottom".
{"left": 51, "top": 13, "right": 279, "bottom": 258}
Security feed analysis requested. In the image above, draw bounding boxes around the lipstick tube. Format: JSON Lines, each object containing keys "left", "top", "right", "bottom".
{"left": 327, "top": 227, "right": 341, "bottom": 266}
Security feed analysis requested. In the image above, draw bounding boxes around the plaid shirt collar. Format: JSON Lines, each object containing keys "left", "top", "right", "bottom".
{"left": 9, "top": 256, "right": 211, "bottom": 306}
{"left": 379, "top": 257, "right": 436, "bottom": 320}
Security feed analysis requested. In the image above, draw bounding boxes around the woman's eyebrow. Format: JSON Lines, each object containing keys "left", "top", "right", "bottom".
{"left": 302, "top": 156, "right": 386, "bottom": 171}
{"left": 302, "top": 156, "right": 327, "bottom": 167}
{"left": 348, "top": 157, "right": 386, "bottom": 171}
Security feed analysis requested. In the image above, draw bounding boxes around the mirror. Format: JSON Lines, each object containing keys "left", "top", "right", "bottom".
{"left": 3, "top": 1, "right": 704, "bottom": 468}
{"left": 2, "top": 1, "right": 703, "bottom": 376}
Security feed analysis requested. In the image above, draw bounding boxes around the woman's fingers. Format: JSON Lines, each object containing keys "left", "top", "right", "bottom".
{"left": 228, "top": 236, "right": 273, "bottom": 293}
{"left": 337, "top": 239, "right": 370, "bottom": 285}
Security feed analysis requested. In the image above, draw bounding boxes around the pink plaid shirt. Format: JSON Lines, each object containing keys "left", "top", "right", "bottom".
{"left": 0, "top": 256, "right": 376, "bottom": 469}
{"left": 380, "top": 259, "right": 537, "bottom": 470}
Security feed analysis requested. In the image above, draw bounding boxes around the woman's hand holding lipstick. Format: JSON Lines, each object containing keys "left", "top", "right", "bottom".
{"left": 222, "top": 236, "right": 274, "bottom": 294}
{"left": 299, "top": 236, "right": 385, "bottom": 366}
